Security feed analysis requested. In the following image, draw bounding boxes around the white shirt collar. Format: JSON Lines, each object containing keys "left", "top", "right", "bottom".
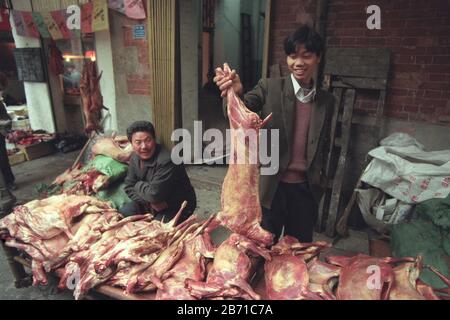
{"left": 290, "top": 74, "right": 316, "bottom": 103}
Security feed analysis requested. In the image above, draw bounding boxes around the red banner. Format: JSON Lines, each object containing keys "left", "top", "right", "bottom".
{"left": 50, "top": 9, "right": 72, "bottom": 39}
{"left": 108, "top": 0, "right": 146, "bottom": 19}
{"left": 81, "top": 2, "right": 94, "bottom": 34}
{"left": 8, "top": 0, "right": 144, "bottom": 41}
{"left": 22, "top": 11, "right": 40, "bottom": 38}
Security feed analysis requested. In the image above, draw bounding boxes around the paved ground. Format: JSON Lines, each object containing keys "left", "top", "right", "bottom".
{"left": 0, "top": 149, "right": 369, "bottom": 299}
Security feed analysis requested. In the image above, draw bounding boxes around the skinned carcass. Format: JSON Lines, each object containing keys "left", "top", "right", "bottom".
{"left": 80, "top": 61, "right": 106, "bottom": 134}
{"left": 0, "top": 195, "right": 118, "bottom": 286}
{"left": 326, "top": 254, "right": 415, "bottom": 300}
{"left": 211, "top": 63, "right": 273, "bottom": 247}
{"left": 155, "top": 216, "right": 216, "bottom": 300}
{"left": 58, "top": 214, "right": 157, "bottom": 299}
{"left": 388, "top": 256, "right": 440, "bottom": 300}
{"left": 61, "top": 202, "right": 197, "bottom": 299}
{"left": 186, "top": 233, "right": 271, "bottom": 300}
{"left": 91, "top": 135, "right": 133, "bottom": 163}
{"left": 307, "top": 257, "right": 341, "bottom": 299}
{"left": 43, "top": 210, "right": 123, "bottom": 272}
{"left": 124, "top": 212, "right": 202, "bottom": 294}
{"left": 95, "top": 203, "right": 193, "bottom": 275}
{"left": 264, "top": 236, "right": 333, "bottom": 300}
{"left": 50, "top": 162, "right": 109, "bottom": 195}
{"left": 0, "top": 194, "right": 112, "bottom": 241}
{"left": 60, "top": 226, "right": 123, "bottom": 299}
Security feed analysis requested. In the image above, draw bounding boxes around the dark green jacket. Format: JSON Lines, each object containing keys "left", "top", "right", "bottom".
{"left": 225, "top": 76, "right": 336, "bottom": 209}
{"left": 124, "top": 144, "right": 196, "bottom": 213}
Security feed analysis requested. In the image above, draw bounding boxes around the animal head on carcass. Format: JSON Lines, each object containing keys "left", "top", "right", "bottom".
{"left": 222, "top": 63, "right": 272, "bottom": 132}
{"left": 326, "top": 254, "right": 419, "bottom": 300}
{"left": 265, "top": 236, "right": 333, "bottom": 300}
{"left": 271, "top": 235, "right": 331, "bottom": 259}
{"left": 388, "top": 256, "right": 441, "bottom": 300}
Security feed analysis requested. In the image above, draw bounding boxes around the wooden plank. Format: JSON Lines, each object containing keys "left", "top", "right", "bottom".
{"left": 316, "top": 87, "right": 342, "bottom": 232}
{"left": 52, "top": 268, "right": 156, "bottom": 300}
{"left": 324, "top": 48, "right": 390, "bottom": 79}
{"left": 261, "top": 0, "right": 272, "bottom": 79}
{"left": 325, "top": 89, "right": 356, "bottom": 237}
{"left": 95, "top": 285, "right": 156, "bottom": 300}
{"left": 373, "top": 90, "right": 386, "bottom": 143}
{"left": 334, "top": 89, "right": 387, "bottom": 237}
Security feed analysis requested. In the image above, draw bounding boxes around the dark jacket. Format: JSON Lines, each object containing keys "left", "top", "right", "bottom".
{"left": 0, "top": 100, "right": 12, "bottom": 137}
{"left": 224, "top": 76, "right": 336, "bottom": 209}
{"left": 124, "top": 144, "right": 196, "bottom": 215}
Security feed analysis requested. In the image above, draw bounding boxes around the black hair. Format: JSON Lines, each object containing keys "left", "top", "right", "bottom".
{"left": 126, "top": 121, "right": 156, "bottom": 141}
{"left": 284, "top": 24, "right": 324, "bottom": 57}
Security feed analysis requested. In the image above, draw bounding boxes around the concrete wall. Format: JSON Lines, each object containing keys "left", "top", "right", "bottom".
{"left": 214, "top": 0, "right": 241, "bottom": 73}
{"left": 241, "top": 0, "right": 266, "bottom": 82}
{"left": 109, "top": 10, "right": 152, "bottom": 134}
{"left": 95, "top": 28, "right": 118, "bottom": 133}
{"left": 179, "top": 0, "right": 201, "bottom": 159}
{"left": 9, "top": 0, "right": 55, "bottom": 133}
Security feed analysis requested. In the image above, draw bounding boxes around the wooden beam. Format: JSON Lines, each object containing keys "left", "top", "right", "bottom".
{"left": 147, "top": 0, "right": 177, "bottom": 148}
{"left": 326, "top": 89, "right": 356, "bottom": 237}
{"left": 261, "top": 0, "right": 271, "bottom": 79}
{"left": 316, "top": 87, "right": 342, "bottom": 232}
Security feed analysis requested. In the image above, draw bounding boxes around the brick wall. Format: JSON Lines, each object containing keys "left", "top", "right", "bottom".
{"left": 269, "top": 0, "right": 450, "bottom": 125}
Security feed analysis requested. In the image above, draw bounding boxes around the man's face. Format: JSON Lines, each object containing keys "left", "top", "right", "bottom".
{"left": 286, "top": 44, "right": 321, "bottom": 86}
{"left": 131, "top": 131, "right": 156, "bottom": 160}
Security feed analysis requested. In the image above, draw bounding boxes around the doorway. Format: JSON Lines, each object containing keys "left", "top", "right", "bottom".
{"left": 198, "top": 0, "right": 269, "bottom": 156}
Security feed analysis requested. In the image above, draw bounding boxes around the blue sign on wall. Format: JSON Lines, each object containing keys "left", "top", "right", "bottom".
{"left": 133, "top": 25, "right": 146, "bottom": 40}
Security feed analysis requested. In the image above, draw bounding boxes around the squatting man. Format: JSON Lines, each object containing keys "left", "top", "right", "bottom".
{"left": 120, "top": 121, "right": 196, "bottom": 222}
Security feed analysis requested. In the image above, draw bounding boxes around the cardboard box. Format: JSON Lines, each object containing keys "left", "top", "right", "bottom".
{"left": 12, "top": 119, "right": 31, "bottom": 131}
{"left": 18, "top": 140, "right": 56, "bottom": 161}
{"left": 8, "top": 151, "right": 27, "bottom": 166}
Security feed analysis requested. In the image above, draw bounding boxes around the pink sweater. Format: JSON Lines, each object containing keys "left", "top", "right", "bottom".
{"left": 281, "top": 100, "right": 312, "bottom": 183}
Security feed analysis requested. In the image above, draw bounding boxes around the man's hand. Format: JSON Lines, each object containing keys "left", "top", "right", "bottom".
{"left": 214, "top": 63, "right": 243, "bottom": 98}
{"left": 150, "top": 201, "right": 168, "bottom": 212}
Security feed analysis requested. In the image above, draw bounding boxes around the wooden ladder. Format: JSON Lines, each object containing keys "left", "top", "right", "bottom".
{"left": 316, "top": 48, "right": 391, "bottom": 237}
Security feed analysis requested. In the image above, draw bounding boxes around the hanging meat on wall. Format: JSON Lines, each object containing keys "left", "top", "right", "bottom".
{"left": 80, "top": 61, "right": 106, "bottom": 134}
{"left": 48, "top": 39, "right": 64, "bottom": 75}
